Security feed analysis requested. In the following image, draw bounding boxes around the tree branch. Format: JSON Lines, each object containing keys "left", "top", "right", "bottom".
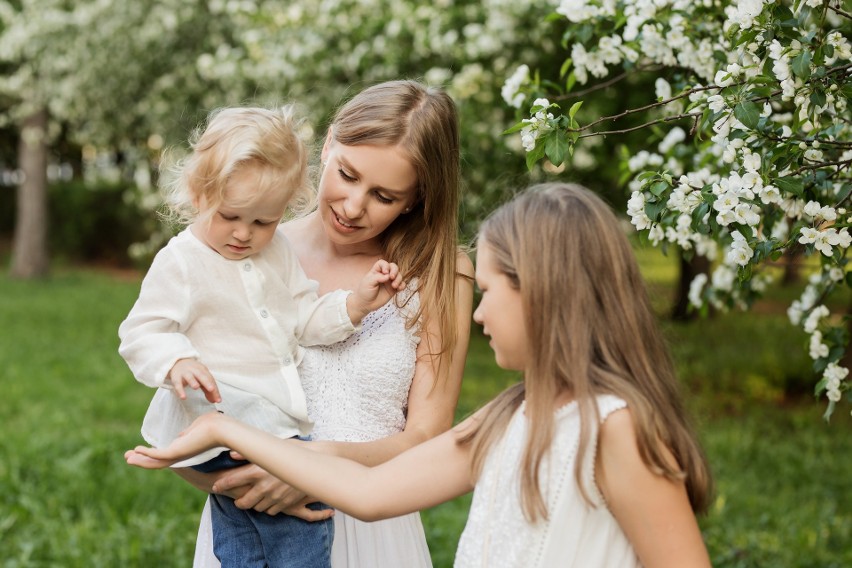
{"left": 577, "top": 111, "right": 703, "bottom": 138}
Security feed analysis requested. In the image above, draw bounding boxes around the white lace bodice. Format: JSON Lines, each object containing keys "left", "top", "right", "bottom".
{"left": 301, "top": 291, "right": 420, "bottom": 443}
{"left": 454, "top": 395, "right": 641, "bottom": 568}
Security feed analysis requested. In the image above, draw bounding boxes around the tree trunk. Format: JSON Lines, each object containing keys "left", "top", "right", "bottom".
{"left": 10, "top": 108, "right": 50, "bottom": 278}
{"left": 671, "top": 252, "right": 710, "bottom": 321}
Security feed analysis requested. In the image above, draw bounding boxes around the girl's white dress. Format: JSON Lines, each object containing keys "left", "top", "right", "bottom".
{"left": 194, "top": 291, "right": 432, "bottom": 567}
{"left": 454, "top": 395, "right": 642, "bottom": 568}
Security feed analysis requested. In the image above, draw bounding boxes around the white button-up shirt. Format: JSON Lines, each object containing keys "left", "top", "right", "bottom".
{"left": 119, "top": 228, "right": 356, "bottom": 466}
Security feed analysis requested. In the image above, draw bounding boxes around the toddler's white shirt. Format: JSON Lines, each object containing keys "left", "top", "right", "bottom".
{"left": 119, "top": 228, "right": 356, "bottom": 466}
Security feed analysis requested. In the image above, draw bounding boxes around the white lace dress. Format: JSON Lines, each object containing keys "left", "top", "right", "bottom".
{"left": 454, "top": 395, "right": 642, "bottom": 568}
{"left": 194, "top": 291, "right": 432, "bottom": 568}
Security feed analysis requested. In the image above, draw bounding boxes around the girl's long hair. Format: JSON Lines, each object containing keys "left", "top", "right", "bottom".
{"left": 460, "top": 182, "right": 712, "bottom": 522}
{"left": 327, "top": 80, "right": 462, "bottom": 375}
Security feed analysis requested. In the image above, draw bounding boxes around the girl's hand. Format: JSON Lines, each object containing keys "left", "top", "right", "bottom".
{"left": 168, "top": 359, "right": 222, "bottom": 403}
{"left": 125, "top": 413, "right": 229, "bottom": 468}
{"left": 347, "top": 260, "right": 405, "bottom": 323}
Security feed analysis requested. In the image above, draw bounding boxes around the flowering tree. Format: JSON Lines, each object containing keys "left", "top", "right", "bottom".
{"left": 502, "top": 0, "right": 852, "bottom": 419}
{"left": 2, "top": 0, "right": 560, "bottom": 271}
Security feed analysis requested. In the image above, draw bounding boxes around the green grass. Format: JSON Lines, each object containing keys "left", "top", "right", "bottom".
{"left": 1, "top": 259, "right": 850, "bottom": 567}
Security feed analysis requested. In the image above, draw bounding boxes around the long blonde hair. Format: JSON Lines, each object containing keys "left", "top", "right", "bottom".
{"left": 328, "top": 80, "right": 462, "bottom": 372}
{"left": 461, "top": 182, "right": 712, "bottom": 522}
{"left": 161, "top": 106, "right": 311, "bottom": 226}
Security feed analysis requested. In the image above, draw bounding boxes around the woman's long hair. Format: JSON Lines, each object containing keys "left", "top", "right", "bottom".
{"left": 460, "top": 182, "right": 712, "bottom": 522}
{"left": 327, "top": 80, "right": 463, "bottom": 376}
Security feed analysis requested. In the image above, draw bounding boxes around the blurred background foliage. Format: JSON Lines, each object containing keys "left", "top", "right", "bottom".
{"left": 0, "top": 0, "right": 658, "bottom": 266}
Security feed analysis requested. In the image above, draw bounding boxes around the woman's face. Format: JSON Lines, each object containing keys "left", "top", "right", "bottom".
{"left": 318, "top": 139, "right": 418, "bottom": 249}
{"left": 473, "top": 242, "right": 528, "bottom": 371}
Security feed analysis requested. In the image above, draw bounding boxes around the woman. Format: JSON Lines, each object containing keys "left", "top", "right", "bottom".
{"left": 175, "top": 80, "right": 474, "bottom": 567}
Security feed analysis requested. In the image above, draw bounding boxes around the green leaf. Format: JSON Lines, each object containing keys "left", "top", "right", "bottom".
{"left": 525, "top": 139, "right": 546, "bottom": 171}
{"left": 775, "top": 176, "right": 805, "bottom": 197}
{"left": 792, "top": 50, "right": 812, "bottom": 80}
{"left": 734, "top": 101, "right": 760, "bottom": 129}
{"left": 568, "top": 101, "right": 583, "bottom": 119}
{"left": 502, "top": 122, "right": 526, "bottom": 135}
{"left": 649, "top": 180, "right": 669, "bottom": 197}
{"left": 544, "top": 133, "right": 569, "bottom": 167}
{"left": 645, "top": 200, "right": 667, "bottom": 221}
{"left": 560, "top": 58, "right": 573, "bottom": 79}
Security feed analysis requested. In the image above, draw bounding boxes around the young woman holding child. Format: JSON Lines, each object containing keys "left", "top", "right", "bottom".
{"left": 128, "top": 182, "right": 713, "bottom": 567}
{"left": 167, "top": 80, "right": 474, "bottom": 567}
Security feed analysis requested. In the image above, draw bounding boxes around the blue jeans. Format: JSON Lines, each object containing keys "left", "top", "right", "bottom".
{"left": 210, "top": 493, "right": 333, "bottom": 568}
{"left": 198, "top": 450, "right": 333, "bottom": 568}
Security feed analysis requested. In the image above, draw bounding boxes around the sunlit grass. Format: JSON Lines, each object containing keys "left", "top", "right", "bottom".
{"left": 1, "top": 260, "right": 850, "bottom": 567}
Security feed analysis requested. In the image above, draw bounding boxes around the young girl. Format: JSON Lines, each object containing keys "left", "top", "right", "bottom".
{"left": 127, "top": 182, "right": 712, "bottom": 567}
{"left": 118, "top": 106, "right": 404, "bottom": 568}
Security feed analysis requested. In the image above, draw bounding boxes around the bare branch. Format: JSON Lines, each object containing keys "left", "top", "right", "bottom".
{"left": 577, "top": 111, "right": 703, "bottom": 138}
{"left": 827, "top": 3, "right": 852, "bottom": 20}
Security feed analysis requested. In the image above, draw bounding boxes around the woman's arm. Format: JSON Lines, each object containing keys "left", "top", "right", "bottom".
{"left": 127, "top": 412, "right": 476, "bottom": 521}
{"left": 318, "top": 252, "right": 474, "bottom": 464}
{"left": 596, "top": 408, "right": 712, "bottom": 568}
{"left": 211, "top": 254, "right": 474, "bottom": 507}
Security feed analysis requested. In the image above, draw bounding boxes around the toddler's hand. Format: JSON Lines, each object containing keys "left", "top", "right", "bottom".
{"left": 347, "top": 260, "right": 405, "bottom": 324}
{"left": 168, "top": 358, "right": 222, "bottom": 403}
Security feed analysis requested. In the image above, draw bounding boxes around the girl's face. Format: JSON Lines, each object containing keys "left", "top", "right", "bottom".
{"left": 473, "top": 243, "right": 528, "bottom": 371}
{"left": 318, "top": 139, "right": 418, "bottom": 249}
{"left": 192, "top": 165, "right": 286, "bottom": 260}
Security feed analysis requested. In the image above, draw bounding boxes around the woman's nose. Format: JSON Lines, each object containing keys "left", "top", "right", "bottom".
{"left": 343, "top": 191, "right": 366, "bottom": 219}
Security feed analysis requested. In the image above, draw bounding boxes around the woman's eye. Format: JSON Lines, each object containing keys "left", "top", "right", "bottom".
{"left": 374, "top": 192, "right": 393, "bottom": 204}
{"left": 338, "top": 168, "right": 356, "bottom": 182}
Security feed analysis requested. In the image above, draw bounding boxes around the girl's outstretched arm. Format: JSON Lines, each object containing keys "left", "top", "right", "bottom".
{"left": 126, "top": 412, "right": 475, "bottom": 521}
{"left": 596, "top": 408, "right": 711, "bottom": 568}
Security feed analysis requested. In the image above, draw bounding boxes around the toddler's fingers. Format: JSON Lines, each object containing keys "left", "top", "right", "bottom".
{"left": 172, "top": 380, "right": 187, "bottom": 400}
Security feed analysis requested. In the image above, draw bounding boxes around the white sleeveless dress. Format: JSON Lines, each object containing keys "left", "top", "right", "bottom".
{"left": 194, "top": 291, "right": 432, "bottom": 567}
{"left": 454, "top": 395, "right": 642, "bottom": 568}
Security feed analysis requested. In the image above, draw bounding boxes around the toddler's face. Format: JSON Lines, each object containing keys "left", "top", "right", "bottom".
{"left": 193, "top": 165, "right": 286, "bottom": 260}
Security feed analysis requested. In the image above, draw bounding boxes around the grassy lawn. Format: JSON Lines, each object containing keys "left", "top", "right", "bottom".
{"left": 1, "top": 253, "right": 850, "bottom": 567}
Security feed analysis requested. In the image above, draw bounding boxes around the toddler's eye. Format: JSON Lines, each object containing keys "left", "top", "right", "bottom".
{"left": 338, "top": 168, "right": 356, "bottom": 182}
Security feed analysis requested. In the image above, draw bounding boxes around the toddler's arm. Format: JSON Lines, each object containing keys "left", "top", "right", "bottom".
{"left": 345, "top": 260, "right": 405, "bottom": 325}
{"left": 119, "top": 247, "right": 200, "bottom": 388}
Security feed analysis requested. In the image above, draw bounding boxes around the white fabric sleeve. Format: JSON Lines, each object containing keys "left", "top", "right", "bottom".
{"left": 277, "top": 232, "right": 358, "bottom": 346}
{"left": 118, "top": 246, "right": 200, "bottom": 388}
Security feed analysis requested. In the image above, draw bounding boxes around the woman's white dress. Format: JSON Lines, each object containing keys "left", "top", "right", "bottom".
{"left": 194, "top": 291, "right": 432, "bottom": 567}
{"left": 454, "top": 395, "right": 642, "bottom": 568}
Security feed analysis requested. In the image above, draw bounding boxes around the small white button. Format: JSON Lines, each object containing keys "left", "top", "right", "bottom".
{"left": 260, "top": 309, "right": 269, "bottom": 318}
{"left": 243, "top": 262, "right": 252, "bottom": 271}
{"left": 283, "top": 357, "right": 292, "bottom": 365}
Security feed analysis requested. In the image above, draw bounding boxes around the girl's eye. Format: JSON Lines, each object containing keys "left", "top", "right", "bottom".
{"left": 338, "top": 168, "right": 356, "bottom": 182}
{"left": 254, "top": 220, "right": 274, "bottom": 226}
{"left": 219, "top": 213, "right": 238, "bottom": 221}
